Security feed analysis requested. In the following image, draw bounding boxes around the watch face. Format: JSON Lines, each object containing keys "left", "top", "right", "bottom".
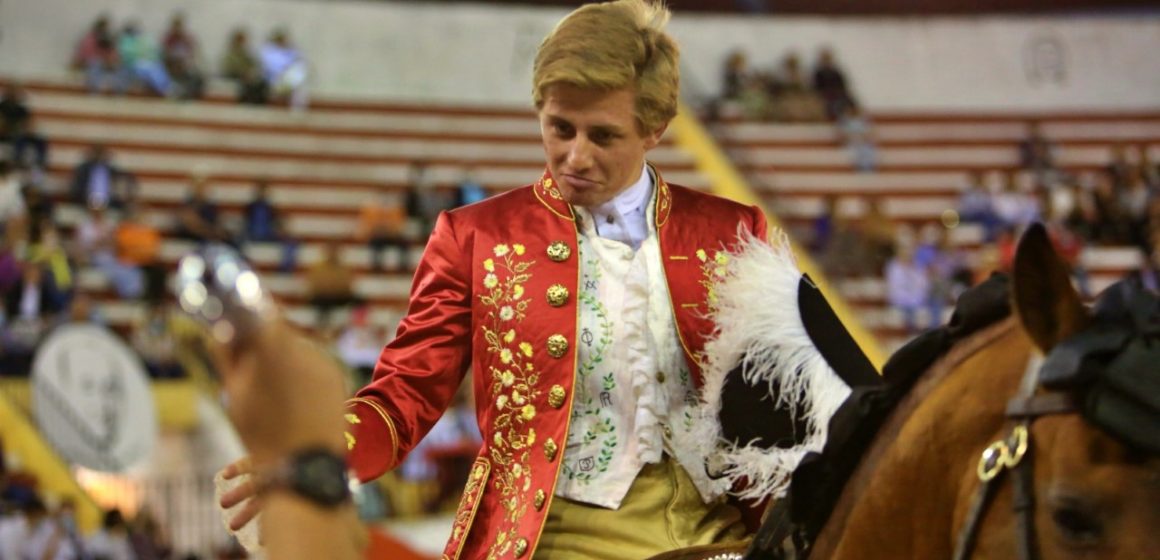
{"left": 291, "top": 451, "right": 351, "bottom": 507}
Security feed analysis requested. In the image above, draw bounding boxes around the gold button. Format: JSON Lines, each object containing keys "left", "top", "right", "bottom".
{"left": 544, "top": 438, "right": 558, "bottom": 461}
{"left": 663, "top": 425, "right": 672, "bottom": 439}
{"left": 656, "top": 371, "right": 666, "bottom": 383}
{"left": 546, "top": 284, "right": 570, "bottom": 307}
{"left": 534, "top": 489, "right": 546, "bottom": 511}
{"left": 515, "top": 537, "right": 529, "bottom": 557}
{"left": 546, "top": 241, "right": 571, "bottom": 262}
{"left": 547, "top": 385, "right": 566, "bottom": 409}
{"left": 546, "top": 334, "right": 568, "bottom": 358}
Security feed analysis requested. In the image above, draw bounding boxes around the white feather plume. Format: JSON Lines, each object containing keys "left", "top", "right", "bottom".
{"left": 673, "top": 229, "right": 853, "bottom": 502}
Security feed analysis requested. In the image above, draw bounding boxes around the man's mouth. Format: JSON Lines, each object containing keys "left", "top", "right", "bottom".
{"left": 564, "top": 174, "right": 599, "bottom": 190}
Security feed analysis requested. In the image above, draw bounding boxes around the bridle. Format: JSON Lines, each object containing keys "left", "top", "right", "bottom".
{"left": 950, "top": 356, "right": 1077, "bottom": 560}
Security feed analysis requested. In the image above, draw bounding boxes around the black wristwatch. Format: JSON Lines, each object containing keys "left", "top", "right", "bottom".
{"left": 259, "top": 448, "right": 354, "bottom": 508}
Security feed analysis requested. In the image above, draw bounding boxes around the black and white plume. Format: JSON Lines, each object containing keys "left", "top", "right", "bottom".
{"left": 671, "top": 230, "right": 858, "bottom": 502}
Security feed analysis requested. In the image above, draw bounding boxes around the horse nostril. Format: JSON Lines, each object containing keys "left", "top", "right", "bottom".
{"left": 1051, "top": 506, "right": 1104, "bottom": 547}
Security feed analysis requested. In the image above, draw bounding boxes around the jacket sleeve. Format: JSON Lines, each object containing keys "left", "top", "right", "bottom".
{"left": 344, "top": 211, "right": 474, "bottom": 482}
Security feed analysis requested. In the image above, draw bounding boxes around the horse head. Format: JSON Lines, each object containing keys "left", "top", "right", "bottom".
{"left": 970, "top": 223, "right": 1160, "bottom": 558}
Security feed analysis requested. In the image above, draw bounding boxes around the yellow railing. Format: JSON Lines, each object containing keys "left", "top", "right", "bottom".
{"left": 670, "top": 107, "right": 887, "bottom": 369}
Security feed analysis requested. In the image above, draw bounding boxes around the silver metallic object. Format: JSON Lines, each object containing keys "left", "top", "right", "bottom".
{"left": 174, "top": 244, "right": 273, "bottom": 346}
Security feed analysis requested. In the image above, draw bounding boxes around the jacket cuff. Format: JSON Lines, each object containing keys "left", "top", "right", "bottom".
{"left": 343, "top": 397, "right": 400, "bottom": 482}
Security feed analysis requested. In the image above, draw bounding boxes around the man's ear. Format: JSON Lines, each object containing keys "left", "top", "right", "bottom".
{"left": 644, "top": 121, "right": 669, "bottom": 150}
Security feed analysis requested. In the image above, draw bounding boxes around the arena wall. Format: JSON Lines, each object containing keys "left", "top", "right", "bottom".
{"left": 0, "top": 0, "right": 1157, "bottom": 110}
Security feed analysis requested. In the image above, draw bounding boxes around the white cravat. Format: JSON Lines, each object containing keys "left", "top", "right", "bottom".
{"left": 585, "top": 162, "right": 650, "bottom": 250}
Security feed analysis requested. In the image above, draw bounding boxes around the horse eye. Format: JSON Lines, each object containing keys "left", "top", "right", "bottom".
{"left": 1052, "top": 506, "right": 1104, "bottom": 546}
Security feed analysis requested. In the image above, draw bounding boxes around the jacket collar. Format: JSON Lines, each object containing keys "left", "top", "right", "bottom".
{"left": 533, "top": 164, "right": 672, "bottom": 228}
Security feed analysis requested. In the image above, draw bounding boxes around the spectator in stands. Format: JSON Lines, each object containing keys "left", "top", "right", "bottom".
{"left": 118, "top": 21, "right": 172, "bottom": 96}
{"left": 177, "top": 175, "right": 234, "bottom": 245}
{"left": 115, "top": 202, "right": 165, "bottom": 302}
{"left": 721, "top": 51, "right": 749, "bottom": 101}
{"left": 862, "top": 198, "right": 897, "bottom": 274}
{"left": 812, "top": 47, "right": 854, "bottom": 121}
{"left": 260, "top": 29, "right": 309, "bottom": 111}
{"left": 1141, "top": 146, "right": 1159, "bottom": 189}
{"left": 772, "top": 52, "right": 826, "bottom": 122}
{"left": 70, "top": 144, "right": 137, "bottom": 210}
{"left": 1018, "top": 121, "right": 1056, "bottom": 181}
{"left": 334, "top": 305, "right": 385, "bottom": 387}
{"left": 72, "top": 15, "right": 125, "bottom": 95}
{"left": 992, "top": 170, "right": 1040, "bottom": 230}
{"left": 128, "top": 507, "right": 173, "bottom": 560}
{"left": 26, "top": 220, "right": 74, "bottom": 310}
{"left": 243, "top": 179, "right": 298, "bottom": 272}
{"left": 885, "top": 241, "right": 930, "bottom": 334}
{"left": 838, "top": 102, "right": 876, "bottom": 172}
{"left": 1, "top": 265, "right": 57, "bottom": 375}
{"left": 357, "top": 186, "right": 408, "bottom": 272}
{"left": 0, "top": 496, "right": 33, "bottom": 560}
{"left": 75, "top": 203, "right": 142, "bottom": 298}
{"left": 306, "top": 242, "right": 361, "bottom": 329}
{"left": 957, "top": 171, "right": 999, "bottom": 241}
{"left": 1091, "top": 173, "right": 1128, "bottom": 245}
{"left": 809, "top": 195, "right": 838, "bottom": 254}
{"left": 0, "top": 160, "right": 28, "bottom": 240}
{"left": 914, "top": 224, "right": 966, "bottom": 328}
{"left": 404, "top": 161, "right": 444, "bottom": 240}
{"left": 161, "top": 13, "right": 205, "bottom": 100}
{"left": 222, "top": 29, "right": 269, "bottom": 105}
{"left": 132, "top": 302, "right": 186, "bottom": 379}
{"left": 86, "top": 509, "right": 135, "bottom": 560}
{"left": 0, "top": 83, "right": 50, "bottom": 173}
{"left": 62, "top": 291, "right": 105, "bottom": 327}
{"left": 20, "top": 182, "right": 54, "bottom": 240}
{"left": 1105, "top": 143, "right": 1135, "bottom": 192}
{"left": 72, "top": 203, "right": 116, "bottom": 267}
{"left": 23, "top": 497, "right": 86, "bottom": 560}
{"left": 1121, "top": 170, "right": 1152, "bottom": 250}
{"left": 453, "top": 167, "right": 488, "bottom": 208}
{"left": 817, "top": 203, "right": 871, "bottom": 277}
{"left": 737, "top": 75, "right": 773, "bottom": 121}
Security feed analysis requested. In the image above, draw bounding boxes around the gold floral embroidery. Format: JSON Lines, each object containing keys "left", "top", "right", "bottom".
{"left": 479, "top": 243, "right": 541, "bottom": 558}
{"left": 695, "top": 249, "right": 730, "bottom": 308}
{"left": 443, "top": 458, "right": 491, "bottom": 560}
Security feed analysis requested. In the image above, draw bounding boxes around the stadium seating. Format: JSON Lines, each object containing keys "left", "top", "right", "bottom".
{"left": 19, "top": 80, "right": 1160, "bottom": 352}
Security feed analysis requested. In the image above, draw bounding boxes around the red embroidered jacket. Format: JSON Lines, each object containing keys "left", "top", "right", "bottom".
{"left": 345, "top": 168, "right": 768, "bottom": 560}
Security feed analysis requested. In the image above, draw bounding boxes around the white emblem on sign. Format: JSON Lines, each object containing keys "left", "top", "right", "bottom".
{"left": 32, "top": 324, "right": 158, "bottom": 472}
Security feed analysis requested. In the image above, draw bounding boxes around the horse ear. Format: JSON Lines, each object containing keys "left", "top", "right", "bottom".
{"left": 1012, "top": 223, "right": 1089, "bottom": 353}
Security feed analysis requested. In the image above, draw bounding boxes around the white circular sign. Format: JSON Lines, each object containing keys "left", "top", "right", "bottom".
{"left": 32, "top": 324, "right": 158, "bottom": 472}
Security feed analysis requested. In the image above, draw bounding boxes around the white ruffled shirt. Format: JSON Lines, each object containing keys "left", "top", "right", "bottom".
{"left": 555, "top": 164, "right": 715, "bottom": 509}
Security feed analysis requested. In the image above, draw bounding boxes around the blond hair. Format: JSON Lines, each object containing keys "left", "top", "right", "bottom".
{"left": 532, "top": 0, "right": 680, "bottom": 133}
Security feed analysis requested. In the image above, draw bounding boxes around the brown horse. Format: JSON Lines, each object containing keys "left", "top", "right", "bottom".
{"left": 655, "top": 225, "right": 1160, "bottom": 559}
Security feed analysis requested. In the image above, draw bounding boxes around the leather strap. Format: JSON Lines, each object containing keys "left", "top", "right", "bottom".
{"left": 1011, "top": 427, "right": 1040, "bottom": 560}
{"left": 951, "top": 467, "right": 1003, "bottom": 560}
{"left": 1006, "top": 393, "right": 1075, "bottom": 418}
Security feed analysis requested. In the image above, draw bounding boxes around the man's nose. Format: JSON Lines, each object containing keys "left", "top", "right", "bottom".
{"left": 566, "top": 137, "right": 594, "bottom": 171}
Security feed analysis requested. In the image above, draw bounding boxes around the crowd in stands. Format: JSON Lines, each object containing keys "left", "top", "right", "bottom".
{"left": 719, "top": 47, "right": 857, "bottom": 123}
{"left": 1, "top": 437, "right": 181, "bottom": 560}
{"left": 73, "top": 13, "right": 310, "bottom": 110}
{"left": 717, "top": 47, "right": 877, "bottom": 171}
{"left": 806, "top": 119, "right": 1160, "bottom": 335}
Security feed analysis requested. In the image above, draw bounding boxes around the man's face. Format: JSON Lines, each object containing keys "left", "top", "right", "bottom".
{"left": 539, "top": 85, "right": 666, "bottom": 208}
